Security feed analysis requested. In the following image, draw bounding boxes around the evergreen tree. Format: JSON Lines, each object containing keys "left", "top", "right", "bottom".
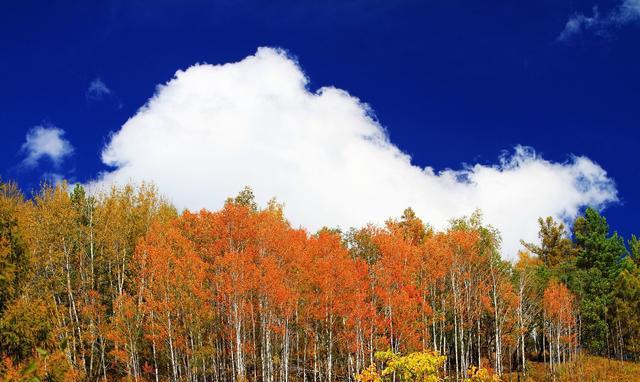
{"left": 611, "top": 258, "right": 640, "bottom": 360}
{"left": 572, "top": 207, "right": 627, "bottom": 355}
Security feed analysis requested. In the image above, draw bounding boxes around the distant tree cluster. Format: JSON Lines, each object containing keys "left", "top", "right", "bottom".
{"left": 0, "top": 181, "right": 638, "bottom": 381}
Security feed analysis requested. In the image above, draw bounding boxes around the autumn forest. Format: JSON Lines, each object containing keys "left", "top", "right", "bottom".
{"left": 1, "top": 181, "right": 639, "bottom": 382}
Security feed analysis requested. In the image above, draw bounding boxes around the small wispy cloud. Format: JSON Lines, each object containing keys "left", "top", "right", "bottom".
{"left": 41, "top": 172, "right": 66, "bottom": 185}
{"left": 20, "top": 125, "right": 74, "bottom": 168}
{"left": 86, "top": 77, "right": 111, "bottom": 100}
{"left": 558, "top": 0, "right": 640, "bottom": 41}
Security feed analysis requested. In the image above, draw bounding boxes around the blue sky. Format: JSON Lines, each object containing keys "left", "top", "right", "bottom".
{"left": 1, "top": 1, "right": 638, "bottom": 256}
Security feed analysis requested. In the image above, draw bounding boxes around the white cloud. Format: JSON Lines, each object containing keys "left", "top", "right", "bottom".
{"left": 42, "top": 172, "right": 65, "bottom": 185}
{"left": 21, "top": 125, "right": 74, "bottom": 168}
{"left": 559, "top": 0, "right": 640, "bottom": 41}
{"left": 87, "top": 78, "right": 111, "bottom": 100}
{"left": 90, "top": 47, "right": 618, "bottom": 259}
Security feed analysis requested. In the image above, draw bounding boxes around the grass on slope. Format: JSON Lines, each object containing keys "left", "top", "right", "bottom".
{"left": 501, "top": 356, "right": 640, "bottom": 382}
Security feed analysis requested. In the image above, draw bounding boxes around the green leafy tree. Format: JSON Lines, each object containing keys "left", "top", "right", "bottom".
{"left": 611, "top": 258, "right": 640, "bottom": 360}
{"left": 629, "top": 235, "right": 640, "bottom": 264}
{"left": 572, "top": 207, "right": 627, "bottom": 355}
{"left": 229, "top": 185, "right": 258, "bottom": 211}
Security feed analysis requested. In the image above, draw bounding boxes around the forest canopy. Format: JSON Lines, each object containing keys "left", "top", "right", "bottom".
{"left": 0, "top": 181, "right": 638, "bottom": 382}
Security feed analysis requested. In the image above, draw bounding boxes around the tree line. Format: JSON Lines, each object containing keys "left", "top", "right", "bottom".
{"left": 0, "top": 181, "right": 638, "bottom": 381}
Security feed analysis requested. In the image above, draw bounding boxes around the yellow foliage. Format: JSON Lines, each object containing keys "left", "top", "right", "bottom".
{"left": 374, "top": 350, "right": 446, "bottom": 382}
{"left": 355, "top": 364, "right": 383, "bottom": 382}
{"left": 465, "top": 366, "right": 501, "bottom": 382}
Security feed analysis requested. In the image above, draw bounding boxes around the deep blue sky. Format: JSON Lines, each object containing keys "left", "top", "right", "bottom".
{"left": 1, "top": 0, "right": 638, "bottom": 242}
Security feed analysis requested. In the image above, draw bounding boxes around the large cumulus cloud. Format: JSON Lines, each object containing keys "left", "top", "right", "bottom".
{"left": 91, "top": 47, "right": 617, "bottom": 259}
